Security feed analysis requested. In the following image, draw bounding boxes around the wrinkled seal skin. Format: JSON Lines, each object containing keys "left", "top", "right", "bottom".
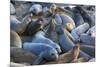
{"left": 10, "top": 30, "right": 22, "bottom": 48}
{"left": 32, "top": 30, "right": 61, "bottom": 53}
{"left": 23, "top": 43, "right": 59, "bottom": 61}
{"left": 10, "top": 47, "right": 37, "bottom": 64}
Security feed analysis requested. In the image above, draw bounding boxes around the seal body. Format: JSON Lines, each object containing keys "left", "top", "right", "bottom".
{"left": 58, "top": 28, "right": 75, "bottom": 53}
{"left": 10, "top": 15, "right": 28, "bottom": 34}
{"left": 32, "top": 31, "right": 61, "bottom": 53}
{"left": 10, "top": 30, "right": 22, "bottom": 48}
{"left": 87, "top": 26, "right": 95, "bottom": 37}
{"left": 23, "top": 43, "right": 58, "bottom": 61}
{"left": 80, "top": 33, "right": 95, "bottom": 45}
{"left": 71, "top": 23, "right": 90, "bottom": 42}
{"left": 72, "top": 7, "right": 84, "bottom": 27}
{"left": 60, "top": 13, "right": 76, "bottom": 31}
{"left": 10, "top": 47, "right": 37, "bottom": 64}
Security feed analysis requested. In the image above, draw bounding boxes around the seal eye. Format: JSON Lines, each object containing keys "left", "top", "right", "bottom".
{"left": 51, "top": 53, "right": 55, "bottom": 56}
{"left": 56, "top": 48, "right": 58, "bottom": 50}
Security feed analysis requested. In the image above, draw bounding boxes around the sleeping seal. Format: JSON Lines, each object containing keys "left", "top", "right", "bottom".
{"left": 23, "top": 43, "right": 59, "bottom": 65}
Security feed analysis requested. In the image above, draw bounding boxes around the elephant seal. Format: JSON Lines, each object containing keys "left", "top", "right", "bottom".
{"left": 54, "top": 14, "right": 62, "bottom": 25}
{"left": 29, "top": 4, "right": 42, "bottom": 15}
{"left": 10, "top": 15, "right": 29, "bottom": 34}
{"left": 23, "top": 17, "right": 48, "bottom": 36}
{"left": 32, "top": 31, "right": 61, "bottom": 53}
{"left": 60, "top": 13, "right": 76, "bottom": 32}
{"left": 58, "top": 28, "right": 75, "bottom": 53}
{"left": 22, "top": 43, "right": 59, "bottom": 59}
{"left": 72, "top": 7, "right": 84, "bottom": 27}
{"left": 71, "top": 23, "right": 90, "bottom": 42}
{"left": 10, "top": 47, "right": 37, "bottom": 64}
{"left": 10, "top": 30, "right": 22, "bottom": 48}
{"left": 80, "top": 33, "right": 95, "bottom": 45}
{"left": 45, "top": 44, "right": 80, "bottom": 64}
{"left": 74, "top": 6, "right": 95, "bottom": 27}
{"left": 23, "top": 43, "right": 58, "bottom": 65}
{"left": 87, "top": 26, "right": 95, "bottom": 37}
{"left": 45, "top": 19, "right": 59, "bottom": 43}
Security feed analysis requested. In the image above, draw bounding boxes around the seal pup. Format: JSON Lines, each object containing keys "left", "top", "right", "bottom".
{"left": 23, "top": 43, "right": 59, "bottom": 65}
{"left": 32, "top": 31, "right": 61, "bottom": 53}
{"left": 10, "top": 30, "right": 22, "bottom": 48}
